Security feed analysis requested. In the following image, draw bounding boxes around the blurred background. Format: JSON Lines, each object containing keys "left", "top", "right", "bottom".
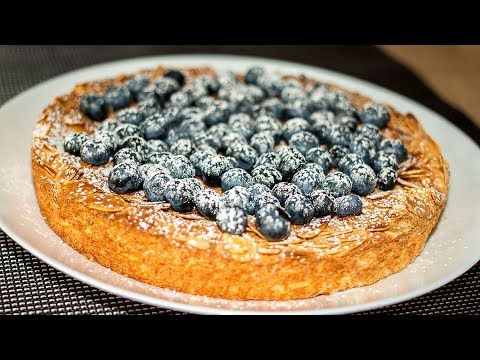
{"left": 381, "top": 46, "right": 480, "bottom": 126}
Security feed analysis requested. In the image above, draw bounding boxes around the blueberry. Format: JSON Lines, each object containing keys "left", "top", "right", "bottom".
{"left": 282, "top": 118, "right": 310, "bottom": 141}
{"left": 79, "top": 94, "right": 108, "bottom": 121}
{"left": 245, "top": 66, "right": 265, "bottom": 85}
{"left": 216, "top": 205, "right": 248, "bottom": 235}
{"left": 143, "top": 139, "right": 169, "bottom": 158}
{"left": 137, "top": 101, "right": 161, "bottom": 119}
{"left": 328, "top": 145, "right": 349, "bottom": 168}
{"left": 253, "top": 193, "right": 281, "bottom": 213}
{"left": 309, "top": 190, "right": 334, "bottom": 216}
{"left": 307, "top": 89, "right": 330, "bottom": 112}
{"left": 221, "top": 186, "right": 252, "bottom": 213}
{"left": 349, "top": 163, "right": 377, "bottom": 196}
{"left": 309, "top": 109, "right": 335, "bottom": 125}
{"left": 177, "top": 117, "right": 207, "bottom": 139}
{"left": 221, "top": 168, "right": 253, "bottom": 192}
{"left": 217, "top": 71, "right": 237, "bottom": 87}
{"left": 164, "top": 179, "right": 195, "bottom": 211}
{"left": 183, "top": 84, "right": 208, "bottom": 103}
{"left": 349, "top": 136, "right": 377, "bottom": 165}
{"left": 80, "top": 139, "right": 110, "bottom": 166}
{"left": 93, "top": 130, "right": 119, "bottom": 156}
{"left": 291, "top": 168, "right": 325, "bottom": 195}
{"left": 322, "top": 172, "right": 352, "bottom": 198}
{"left": 203, "top": 100, "right": 230, "bottom": 126}
{"left": 254, "top": 152, "right": 281, "bottom": 169}
{"left": 189, "top": 149, "right": 216, "bottom": 176}
{"left": 228, "top": 92, "right": 254, "bottom": 115}
{"left": 334, "top": 194, "right": 363, "bottom": 217}
{"left": 325, "top": 90, "right": 349, "bottom": 111}
{"left": 284, "top": 194, "right": 314, "bottom": 225}
{"left": 143, "top": 172, "right": 173, "bottom": 201}
{"left": 254, "top": 116, "right": 282, "bottom": 143}
{"left": 116, "top": 108, "right": 145, "bottom": 126}
{"left": 147, "top": 151, "right": 174, "bottom": 166}
{"left": 356, "top": 123, "right": 382, "bottom": 146}
{"left": 283, "top": 99, "right": 310, "bottom": 120}
{"left": 278, "top": 148, "right": 306, "bottom": 181}
{"left": 154, "top": 77, "right": 180, "bottom": 104}
{"left": 256, "top": 75, "right": 283, "bottom": 98}
{"left": 221, "top": 132, "right": 247, "bottom": 152}
{"left": 228, "top": 113, "right": 255, "bottom": 140}
{"left": 337, "top": 115, "right": 358, "bottom": 132}
{"left": 377, "top": 167, "right": 398, "bottom": 191}
{"left": 98, "top": 119, "right": 121, "bottom": 133}
{"left": 165, "top": 155, "right": 195, "bottom": 179}
{"left": 250, "top": 131, "right": 275, "bottom": 155}
{"left": 309, "top": 112, "right": 334, "bottom": 144}
{"left": 108, "top": 162, "right": 142, "bottom": 194}
{"left": 163, "top": 69, "right": 185, "bottom": 87}
{"left": 359, "top": 103, "right": 390, "bottom": 128}
{"left": 169, "top": 92, "right": 190, "bottom": 109}
{"left": 126, "top": 75, "right": 150, "bottom": 101}
{"left": 379, "top": 139, "right": 408, "bottom": 163}
{"left": 113, "top": 148, "right": 143, "bottom": 166}
{"left": 115, "top": 123, "right": 141, "bottom": 140}
{"left": 136, "top": 84, "right": 159, "bottom": 104}
{"left": 244, "top": 85, "right": 265, "bottom": 103}
{"left": 225, "top": 143, "right": 258, "bottom": 171}
{"left": 170, "top": 139, "right": 195, "bottom": 158}
{"left": 161, "top": 107, "right": 181, "bottom": 127}
{"left": 207, "top": 123, "right": 231, "bottom": 139}
{"left": 195, "top": 189, "right": 221, "bottom": 220}
{"left": 338, "top": 153, "right": 364, "bottom": 175}
{"left": 196, "top": 95, "right": 214, "bottom": 109}
{"left": 202, "top": 75, "right": 221, "bottom": 95}
{"left": 201, "top": 155, "right": 232, "bottom": 186}
{"left": 372, "top": 151, "right": 398, "bottom": 173}
{"left": 305, "top": 147, "right": 332, "bottom": 173}
{"left": 281, "top": 87, "right": 305, "bottom": 103}
{"left": 140, "top": 115, "right": 168, "bottom": 140}
{"left": 192, "top": 131, "right": 222, "bottom": 151}
{"left": 225, "top": 156, "right": 239, "bottom": 169}
{"left": 139, "top": 163, "right": 170, "bottom": 182}
{"left": 248, "top": 183, "right": 272, "bottom": 199}
{"left": 256, "top": 204, "right": 291, "bottom": 242}
{"left": 257, "top": 98, "right": 284, "bottom": 118}
{"left": 303, "top": 163, "right": 325, "bottom": 176}
{"left": 184, "top": 177, "right": 204, "bottom": 193}
{"left": 327, "top": 124, "right": 352, "bottom": 147}
{"left": 121, "top": 136, "right": 147, "bottom": 157}
{"left": 251, "top": 165, "right": 282, "bottom": 189}
{"left": 104, "top": 86, "right": 132, "bottom": 110}
{"left": 333, "top": 99, "right": 358, "bottom": 117}
{"left": 164, "top": 179, "right": 196, "bottom": 212}
{"left": 64, "top": 133, "right": 89, "bottom": 156}
{"left": 272, "top": 182, "right": 302, "bottom": 207}
{"left": 276, "top": 145, "right": 297, "bottom": 158}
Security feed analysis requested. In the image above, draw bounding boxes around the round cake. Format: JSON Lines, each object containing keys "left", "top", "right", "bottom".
{"left": 31, "top": 65, "right": 449, "bottom": 300}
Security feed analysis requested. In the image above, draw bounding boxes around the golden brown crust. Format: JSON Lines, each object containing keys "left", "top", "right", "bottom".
{"left": 31, "top": 65, "right": 449, "bottom": 300}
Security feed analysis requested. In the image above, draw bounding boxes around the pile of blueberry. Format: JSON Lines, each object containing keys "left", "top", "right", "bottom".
{"left": 64, "top": 67, "right": 408, "bottom": 242}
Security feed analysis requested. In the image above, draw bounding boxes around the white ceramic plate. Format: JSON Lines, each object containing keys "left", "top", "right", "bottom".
{"left": 1, "top": 54, "right": 479, "bottom": 315}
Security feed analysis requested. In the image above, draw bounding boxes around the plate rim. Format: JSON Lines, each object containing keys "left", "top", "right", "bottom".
{"left": 1, "top": 53, "right": 479, "bottom": 315}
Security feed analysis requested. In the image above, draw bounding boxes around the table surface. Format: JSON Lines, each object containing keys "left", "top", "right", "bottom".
{"left": 0, "top": 45, "right": 478, "bottom": 315}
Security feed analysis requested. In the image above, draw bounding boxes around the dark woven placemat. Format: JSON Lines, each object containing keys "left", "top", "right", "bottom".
{"left": 0, "top": 45, "right": 478, "bottom": 315}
